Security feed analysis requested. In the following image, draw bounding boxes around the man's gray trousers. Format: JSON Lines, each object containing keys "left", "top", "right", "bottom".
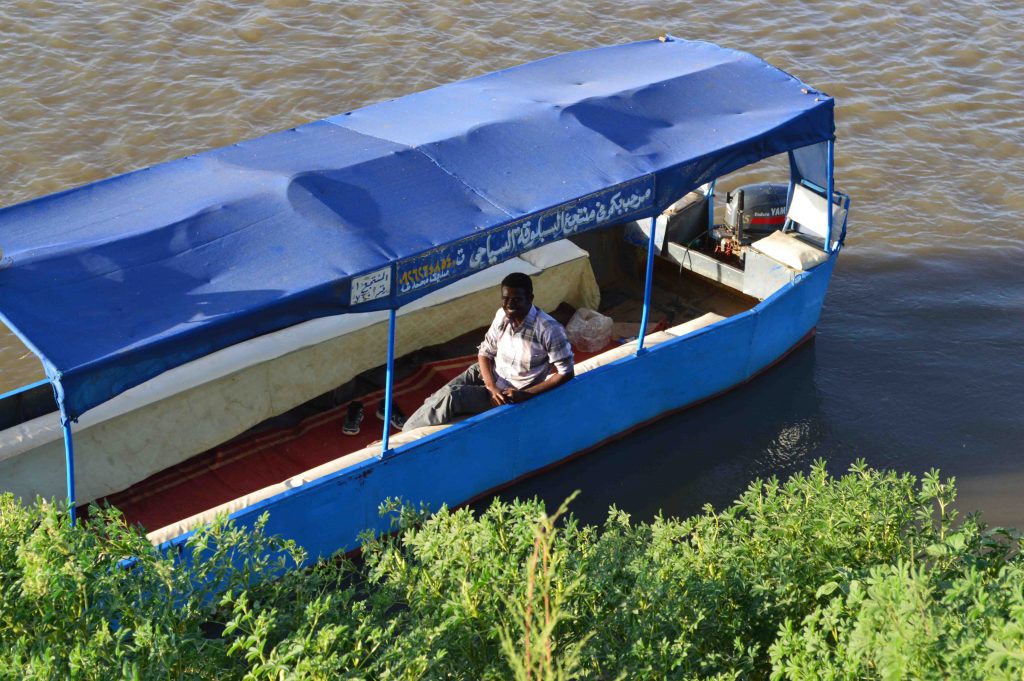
{"left": 402, "top": 363, "right": 494, "bottom": 431}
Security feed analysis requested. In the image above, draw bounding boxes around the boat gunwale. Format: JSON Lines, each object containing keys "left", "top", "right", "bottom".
{"left": 155, "top": 250, "right": 835, "bottom": 552}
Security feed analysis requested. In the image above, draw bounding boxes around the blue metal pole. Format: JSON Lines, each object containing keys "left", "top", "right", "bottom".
{"left": 381, "top": 308, "right": 397, "bottom": 455}
{"left": 62, "top": 420, "right": 77, "bottom": 525}
{"left": 707, "top": 180, "right": 717, "bottom": 236}
{"left": 0, "top": 378, "right": 50, "bottom": 402}
{"left": 826, "top": 139, "right": 835, "bottom": 251}
{"left": 636, "top": 216, "right": 657, "bottom": 355}
{"left": 785, "top": 150, "right": 795, "bottom": 215}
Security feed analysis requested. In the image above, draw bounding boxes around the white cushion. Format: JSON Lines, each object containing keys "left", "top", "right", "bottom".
{"left": 749, "top": 231, "right": 828, "bottom": 272}
{"left": 371, "top": 424, "right": 449, "bottom": 448}
{"left": 575, "top": 331, "right": 675, "bottom": 374}
{"left": 665, "top": 312, "right": 724, "bottom": 337}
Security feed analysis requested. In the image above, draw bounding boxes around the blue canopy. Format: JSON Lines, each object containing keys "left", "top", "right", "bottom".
{"left": 0, "top": 36, "right": 833, "bottom": 421}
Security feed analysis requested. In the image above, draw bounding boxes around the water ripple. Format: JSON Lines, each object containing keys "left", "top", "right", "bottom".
{"left": 1, "top": 0, "right": 1022, "bottom": 388}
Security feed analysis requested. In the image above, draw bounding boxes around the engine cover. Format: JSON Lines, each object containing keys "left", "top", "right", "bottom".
{"left": 723, "top": 182, "right": 788, "bottom": 243}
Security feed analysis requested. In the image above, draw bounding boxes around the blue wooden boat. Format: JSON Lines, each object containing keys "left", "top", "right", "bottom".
{"left": 0, "top": 36, "right": 848, "bottom": 560}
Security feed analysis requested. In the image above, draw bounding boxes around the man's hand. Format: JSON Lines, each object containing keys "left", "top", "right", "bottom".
{"left": 479, "top": 355, "right": 510, "bottom": 406}
{"left": 502, "top": 388, "right": 529, "bottom": 404}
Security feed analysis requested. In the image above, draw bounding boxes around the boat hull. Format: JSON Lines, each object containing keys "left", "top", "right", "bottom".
{"left": 163, "top": 253, "right": 837, "bottom": 561}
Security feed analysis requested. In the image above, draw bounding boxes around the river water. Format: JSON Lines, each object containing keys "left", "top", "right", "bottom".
{"left": 2, "top": 1, "right": 1022, "bottom": 524}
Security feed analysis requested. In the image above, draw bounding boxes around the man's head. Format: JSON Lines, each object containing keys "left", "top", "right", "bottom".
{"left": 500, "top": 272, "right": 534, "bottom": 323}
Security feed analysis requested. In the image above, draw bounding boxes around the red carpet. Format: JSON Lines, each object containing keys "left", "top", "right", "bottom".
{"left": 99, "top": 346, "right": 613, "bottom": 532}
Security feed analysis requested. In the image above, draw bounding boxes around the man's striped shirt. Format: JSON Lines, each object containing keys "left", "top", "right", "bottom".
{"left": 478, "top": 305, "right": 574, "bottom": 390}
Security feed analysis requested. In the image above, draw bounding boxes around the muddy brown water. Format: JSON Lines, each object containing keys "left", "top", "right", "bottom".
{"left": 2, "top": 1, "right": 1022, "bottom": 526}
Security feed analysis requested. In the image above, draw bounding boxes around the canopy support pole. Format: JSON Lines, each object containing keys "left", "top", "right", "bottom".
{"left": 826, "top": 139, "right": 835, "bottom": 250}
{"left": 636, "top": 216, "right": 658, "bottom": 356}
{"left": 381, "top": 308, "right": 397, "bottom": 455}
{"left": 62, "top": 420, "right": 77, "bottom": 525}
{"left": 707, "top": 180, "right": 717, "bottom": 236}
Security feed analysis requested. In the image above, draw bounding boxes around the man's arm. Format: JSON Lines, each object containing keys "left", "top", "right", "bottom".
{"left": 478, "top": 311, "right": 509, "bottom": 406}
{"left": 506, "top": 367, "right": 573, "bottom": 403}
{"left": 478, "top": 354, "right": 510, "bottom": 405}
{"left": 503, "top": 320, "right": 574, "bottom": 403}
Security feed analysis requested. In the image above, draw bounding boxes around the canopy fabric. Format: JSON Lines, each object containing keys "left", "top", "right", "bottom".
{"left": 0, "top": 36, "right": 834, "bottom": 420}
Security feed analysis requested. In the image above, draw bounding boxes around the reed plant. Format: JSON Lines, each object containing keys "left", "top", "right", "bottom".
{"left": 0, "top": 461, "right": 1021, "bottom": 679}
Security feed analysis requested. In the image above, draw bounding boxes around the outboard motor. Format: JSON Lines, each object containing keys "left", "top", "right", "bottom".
{"left": 723, "top": 182, "right": 789, "bottom": 245}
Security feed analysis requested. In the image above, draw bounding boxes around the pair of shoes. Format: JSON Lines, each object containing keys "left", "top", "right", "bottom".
{"left": 342, "top": 400, "right": 364, "bottom": 435}
{"left": 376, "top": 402, "right": 406, "bottom": 429}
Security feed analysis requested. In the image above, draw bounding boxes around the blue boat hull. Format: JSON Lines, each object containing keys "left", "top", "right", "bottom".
{"left": 166, "top": 253, "right": 837, "bottom": 561}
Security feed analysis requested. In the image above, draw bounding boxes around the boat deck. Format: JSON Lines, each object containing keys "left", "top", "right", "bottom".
{"left": 95, "top": 319, "right": 604, "bottom": 530}
{"left": 89, "top": 233, "right": 760, "bottom": 534}
{"left": 92, "top": 268, "right": 753, "bottom": 532}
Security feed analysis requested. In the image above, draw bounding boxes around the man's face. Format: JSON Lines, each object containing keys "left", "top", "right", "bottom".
{"left": 500, "top": 285, "right": 532, "bottom": 323}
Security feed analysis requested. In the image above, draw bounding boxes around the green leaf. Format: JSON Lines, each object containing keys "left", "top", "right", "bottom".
{"left": 815, "top": 581, "right": 840, "bottom": 599}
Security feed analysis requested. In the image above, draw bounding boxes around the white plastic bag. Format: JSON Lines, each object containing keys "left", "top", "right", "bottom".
{"left": 565, "top": 308, "right": 613, "bottom": 352}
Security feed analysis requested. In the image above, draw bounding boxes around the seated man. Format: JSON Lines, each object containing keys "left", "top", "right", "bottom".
{"left": 402, "top": 272, "right": 574, "bottom": 431}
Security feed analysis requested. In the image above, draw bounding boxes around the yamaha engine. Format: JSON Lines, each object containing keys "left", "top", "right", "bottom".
{"left": 722, "top": 182, "right": 789, "bottom": 245}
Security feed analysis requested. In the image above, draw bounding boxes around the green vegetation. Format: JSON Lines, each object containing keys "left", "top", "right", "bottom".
{"left": 1, "top": 461, "right": 1022, "bottom": 680}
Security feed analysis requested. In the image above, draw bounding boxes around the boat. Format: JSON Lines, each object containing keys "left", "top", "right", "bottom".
{"left": 0, "top": 36, "right": 848, "bottom": 560}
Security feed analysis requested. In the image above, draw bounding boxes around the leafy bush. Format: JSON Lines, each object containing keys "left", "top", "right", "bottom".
{"left": 0, "top": 497, "right": 303, "bottom": 679}
{"left": 563, "top": 462, "right": 1017, "bottom": 679}
{"left": 769, "top": 559, "right": 1024, "bottom": 680}
{"left": 0, "top": 461, "right": 1021, "bottom": 680}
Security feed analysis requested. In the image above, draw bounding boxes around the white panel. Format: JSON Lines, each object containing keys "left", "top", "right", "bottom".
{"left": 636, "top": 216, "right": 668, "bottom": 251}
{"left": 742, "top": 249, "right": 796, "bottom": 300}
{"left": 787, "top": 184, "right": 847, "bottom": 242}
